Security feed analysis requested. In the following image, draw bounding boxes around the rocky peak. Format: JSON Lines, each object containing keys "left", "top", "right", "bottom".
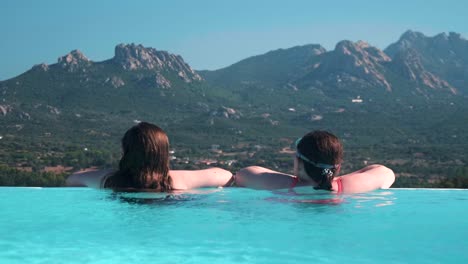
{"left": 400, "top": 30, "right": 426, "bottom": 41}
{"left": 317, "top": 40, "right": 392, "bottom": 91}
{"left": 355, "top": 40, "right": 370, "bottom": 49}
{"left": 266, "top": 44, "right": 326, "bottom": 56}
{"left": 336, "top": 40, "right": 391, "bottom": 63}
{"left": 31, "top": 63, "right": 49, "bottom": 72}
{"left": 114, "top": 43, "right": 162, "bottom": 70}
{"left": 434, "top": 32, "right": 448, "bottom": 41}
{"left": 113, "top": 43, "right": 202, "bottom": 83}
{"left": 57, "top": 50, "right": 91, "bottom": 72}
{"left": 448, "top": 32, "right": 463, "bottom": 41}
{"left": 387, "top": 30, "right": 467, "bottom": 67}
{"left": 291, "top": 44, "right": 326, "bottom": 56}
{"left": 335, "top": 40, "right": 355, "bottom": 53}
{"left": 308, "top": 44, "right": 327, "bottom": 55}
{"left": 385, "top": 31, "right": 429, "bottom": 58}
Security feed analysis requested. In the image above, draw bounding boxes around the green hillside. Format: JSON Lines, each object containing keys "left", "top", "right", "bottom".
{"left": 1, "top": 33, "right": 468, "bottom": 187}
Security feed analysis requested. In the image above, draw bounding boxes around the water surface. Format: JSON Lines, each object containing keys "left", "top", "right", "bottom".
{"left": 0, "top": 187, "right": 467, "bottom": 263}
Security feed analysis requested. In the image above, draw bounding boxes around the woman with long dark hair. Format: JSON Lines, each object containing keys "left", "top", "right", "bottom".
{"left": 66, "top": 122, "right": 234, "bottom": 191}
{"left": 235, "top": 130, "right": 395, "bottom": 193}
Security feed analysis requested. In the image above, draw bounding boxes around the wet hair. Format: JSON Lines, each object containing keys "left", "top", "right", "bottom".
{"left": 104, "top": 122, "right": 172, "bottom": 191}
{"left": 296, "top": 131, "right": 343, "bottom": 191}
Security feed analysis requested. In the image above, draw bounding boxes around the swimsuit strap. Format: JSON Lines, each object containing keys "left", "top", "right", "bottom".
{"left": 100, "top": 170, "right": 114, "bottom": 188}
{"left": 335, "top": 177, "right": 343, "bottom": 193}
{"left": 225, "top": 174, "right": 237, "bottom": 187}
{"left": 290, "top": 176, "right": 299, "bottom": 189}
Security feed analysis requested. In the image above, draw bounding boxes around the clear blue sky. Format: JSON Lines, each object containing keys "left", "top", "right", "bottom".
{"left": 1, "top": 0, "right": 467, "bottom": 80}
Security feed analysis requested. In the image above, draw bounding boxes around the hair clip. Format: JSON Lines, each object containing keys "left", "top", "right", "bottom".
{"left": 321, "top": 168, "right": 334, "bottom": 177}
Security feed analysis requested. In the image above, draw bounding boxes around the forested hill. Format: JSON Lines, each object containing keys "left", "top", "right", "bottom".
{"left": 0, "top": 31, "right": 467, "bottom": 187}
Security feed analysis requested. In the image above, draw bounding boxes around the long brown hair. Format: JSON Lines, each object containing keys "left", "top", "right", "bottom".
{"left": 296, "top": 131, "right": 343, "bottom": 191}
{"left": 104, "top": 122, "right": 173, "bottom": 191}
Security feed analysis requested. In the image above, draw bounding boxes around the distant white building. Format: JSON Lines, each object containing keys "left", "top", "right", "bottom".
{"left": 352, "top": 96, "right": 363, "bottom": 103}
{"left": 211, "top": 144, "right": 222, "bottom": 154}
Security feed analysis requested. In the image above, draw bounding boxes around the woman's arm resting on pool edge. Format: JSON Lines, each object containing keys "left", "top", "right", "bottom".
{"left": 235, "top": 166, "right": 296, "bottom": 190}
{"left": 170, "top": 167, "right": 234, "bottom": 189}
{"left": 65, "top": 169, "right": 114, "bottom": 188}
{"left": 341, "top": 164, "right": 395, "bottom": 193}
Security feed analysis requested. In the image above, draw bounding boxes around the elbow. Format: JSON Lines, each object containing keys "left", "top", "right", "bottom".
{"left": 379, "top": 165, "right": 395, "bottom": 189}
{"left": 214, "top": 167, "right": 233, "bottom": 178}
{"left": 65, "top": 175, "right": 86, "bottom": 187}
{"left": 234, "top": 168, "right": 248, "bottom": 187}
{"left": 211, "top": 167, "right": 233, "bottom": 187}
{"left": 234, "top": 166, "right": 259, "bottom": 187}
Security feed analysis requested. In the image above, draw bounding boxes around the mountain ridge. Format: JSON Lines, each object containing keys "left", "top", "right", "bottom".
{"left": 200, "top": 30, "right": 467, "bottom": 97}
{"left": 0, "top": 30, "right": 467, "bottom": 187}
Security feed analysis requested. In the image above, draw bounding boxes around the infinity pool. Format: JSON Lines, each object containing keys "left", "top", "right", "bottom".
{"left": 0, "top": 187, "right": 467, "bottom": 263}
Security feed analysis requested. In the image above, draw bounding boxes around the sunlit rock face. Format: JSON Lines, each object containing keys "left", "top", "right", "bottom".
{"left": 113, "top": 43, "right": 203, "bottom": 86}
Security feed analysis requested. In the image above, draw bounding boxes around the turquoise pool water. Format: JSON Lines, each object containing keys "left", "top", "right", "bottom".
{"left": 0, "top": 187, "right": 467, "bottom": 263}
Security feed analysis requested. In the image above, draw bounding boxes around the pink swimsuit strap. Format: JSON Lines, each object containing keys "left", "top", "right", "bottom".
{"left": 335, "top": 177, "right": 343, "bottom": 193}
{"left": 290, "top": 177, "right": 299, "bottom": 189}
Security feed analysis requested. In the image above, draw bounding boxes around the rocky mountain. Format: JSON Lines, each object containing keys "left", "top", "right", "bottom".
{"left": 56, "top": 50, "right": 92, "bottom": 72}
{"left": 1, "top": 31, "right": 466, "bottom": 135}
{"left": 112, "top": 44, "right": 202, "bottom": 85}
{"left": 200, "top": 30, "right": 468, "bottom": 97}
{"left": 294, "top": 40, "right": 392, "bottom": 93}
{"left": 385, "top": 30, "right": 468, "bottom": 94}
{"left": 0, "top": 43, "right": 229, "bottom": 161}
{"left": 19, "top": 43, "right": 202, "bottom": 89}
{"left": 0, "top": 43, "right": 208, "bottom": 120}
{"left": 1, "top": 32, "right": 467, "bottom": 187}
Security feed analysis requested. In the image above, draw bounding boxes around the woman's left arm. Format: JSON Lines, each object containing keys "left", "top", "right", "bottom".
{"left": 234, "top": 166, "right": 297, "bottom": 190}
{"left": 66, "top": 168, "right": 114, "bottom": 188}
{"left": 170, "top": 168, "right": 233, "bottom": 189}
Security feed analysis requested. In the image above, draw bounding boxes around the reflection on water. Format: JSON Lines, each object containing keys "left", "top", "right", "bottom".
{"left": 105, "top": 188, "right": 225, "bottom": 205}
{"left": 267, "top": 188, "right": 396, "bottom": 208}
{"left": 103, "top": 187, "right": 398, "bottom": 208}
{"left": 1, "top": 188, "right": 467, "bottom": 264}
{"left": 348, "top": 191, "right": 396, "bottom": 208}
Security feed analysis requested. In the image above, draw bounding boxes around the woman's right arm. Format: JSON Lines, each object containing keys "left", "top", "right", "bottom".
{"left": 66, "top": 168, "right": 114, "bottom": 188}
{"left": 341, "top": 164, "right": 395, "bottom": 193}
{"left": 235, "top": 166, "right": 297, "bottom": 190}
